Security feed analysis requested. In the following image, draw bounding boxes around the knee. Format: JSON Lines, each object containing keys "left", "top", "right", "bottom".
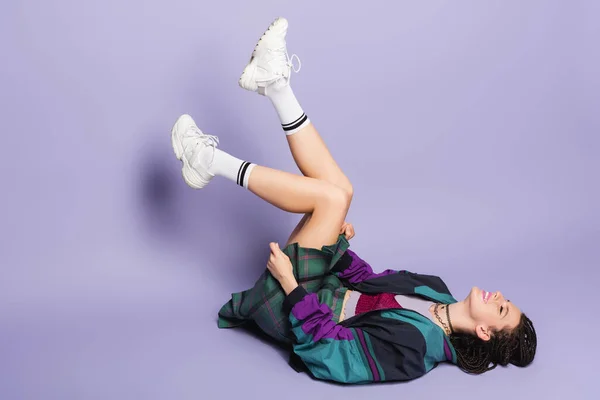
{"left": 344, "top": 183, "right": 354, "bottom": 203}
{"left": 337, "top": 177, "right": 353, "bottom": 203}
{"left": 321, "top": 184, "right": 351, "bottom": 213}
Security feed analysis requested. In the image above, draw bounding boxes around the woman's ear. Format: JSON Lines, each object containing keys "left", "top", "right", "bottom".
{"left": 476, "top": 324, "right": 491, "bottom": 342}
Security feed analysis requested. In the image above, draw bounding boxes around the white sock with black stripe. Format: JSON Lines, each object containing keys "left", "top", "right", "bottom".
{"left": 267, "top": 84, "right": 310, "bottom": 135}
{"left": 209, "top": 149, "right": 256, "bottom": 189}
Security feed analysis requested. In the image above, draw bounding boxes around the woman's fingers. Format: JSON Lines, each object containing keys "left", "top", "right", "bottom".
{"left": 267, "top": 241, "right": 293, "bottom": 283}
{"left": 268, "top": 242, "right": 288, "bottom": 266}
{"left": 341, "top": 223, "right": 355, "bottom": 239}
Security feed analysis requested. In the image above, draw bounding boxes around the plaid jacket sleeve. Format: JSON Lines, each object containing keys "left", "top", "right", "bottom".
{"left": 283, "top": 286, "right": 427, "bottom": 384}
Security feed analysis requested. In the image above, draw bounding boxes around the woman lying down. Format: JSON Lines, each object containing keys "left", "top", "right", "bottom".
{"left": 170, "top": 17, "right": 537, "bottom": 384}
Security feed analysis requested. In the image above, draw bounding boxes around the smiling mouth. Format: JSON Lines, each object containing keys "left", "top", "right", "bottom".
{"left": 482, "top": 290, "right": 492, "bottom": 303}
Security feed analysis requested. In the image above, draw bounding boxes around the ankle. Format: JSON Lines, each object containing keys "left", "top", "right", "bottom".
{"left": 267, "top": 84, "right": 310, "bottom": 135}
{"left": 210, "top": 149, "right": 256, "bottom": 189}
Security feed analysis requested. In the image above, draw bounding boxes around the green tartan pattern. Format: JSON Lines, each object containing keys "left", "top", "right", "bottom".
{"left": 218, "top": 234, "right": 350, "bottom": 344}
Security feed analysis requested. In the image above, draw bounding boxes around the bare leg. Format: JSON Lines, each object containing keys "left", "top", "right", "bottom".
{"left": 286, "top": 123, "right": 353, "bottom": 195}
{"left": 171, "top": 113, "right": 347, "bottom": 249}
{"left": 236, "top": 18, "right": 353, "bottom": 246}
{"left": 285, "top": 123, "right": 353, "bottom": 245}
{"left": 247, "top": 166, "right": 350, "bottom": 248}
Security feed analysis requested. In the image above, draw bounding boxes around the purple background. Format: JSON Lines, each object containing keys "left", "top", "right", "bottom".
{"left": 1, "top": 0, "right": 598, "bottom": 399}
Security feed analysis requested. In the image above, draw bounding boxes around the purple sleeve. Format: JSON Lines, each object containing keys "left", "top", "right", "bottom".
{"left": 335, "top": 249, "right": 398, "bottom": 284}
{"left": 284, "top": 286, "right": 353, "bottom": 342}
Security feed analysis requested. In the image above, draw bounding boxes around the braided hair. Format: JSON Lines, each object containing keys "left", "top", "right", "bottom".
{"left": 449, "top": 313, "right": 537, "bottom": 374}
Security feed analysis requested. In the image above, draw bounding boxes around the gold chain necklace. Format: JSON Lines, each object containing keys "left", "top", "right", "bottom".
{"left": 434, "top": 303, "right": 454, "bottom": 336}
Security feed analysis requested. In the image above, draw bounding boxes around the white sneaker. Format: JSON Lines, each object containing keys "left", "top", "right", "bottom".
{"left": 171, "top": 114, "right": 219, "bottom": 189}
{"left": 239, "top": 17, "right": 301, "bottom": 96}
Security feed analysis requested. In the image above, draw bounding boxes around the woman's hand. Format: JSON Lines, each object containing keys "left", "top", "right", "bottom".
{"left": 340, "top": 222, "right": 355, "bottom": 240}
{"left": 267, "top": 242, "right": 298, "bottom": 295}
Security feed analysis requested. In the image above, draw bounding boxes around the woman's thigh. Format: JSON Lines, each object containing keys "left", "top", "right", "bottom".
{"left": 286, "top": 213, "right": 311, "bottom": 246}
{"left": 287, "top": 196, "right": 349, "bottom": 249}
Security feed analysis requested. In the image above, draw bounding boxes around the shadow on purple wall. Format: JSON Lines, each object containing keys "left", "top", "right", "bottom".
{"left": 134, "top": 122, "right": 297, "bottom": 287}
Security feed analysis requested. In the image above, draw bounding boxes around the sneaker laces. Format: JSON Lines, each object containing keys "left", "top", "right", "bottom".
{"left": 267, "top": 45, "right": 301, "bottom": 85}
{"left": 185, "top": 127, "right": 219, "bottom": 168}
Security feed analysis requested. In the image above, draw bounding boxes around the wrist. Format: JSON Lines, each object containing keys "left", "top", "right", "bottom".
{"left": 279, "top": 274, "right": 298, "bottom": 295}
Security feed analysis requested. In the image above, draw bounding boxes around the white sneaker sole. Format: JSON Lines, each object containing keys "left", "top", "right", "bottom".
{"left": 252, "top": 17, "right": 288, "bottom": 58}
{"left": 239, "top": 61, "right": 259, "bottom": 92}
{"left": 171, "top": 114, "right": 212, "bottom": 189}
{"left": 238, "top": 17, "right": 288, "bottom": 92}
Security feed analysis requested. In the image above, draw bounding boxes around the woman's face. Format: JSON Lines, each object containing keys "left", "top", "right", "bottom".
{"left": 465, "top": 286, "right": 522, "bottom": 341}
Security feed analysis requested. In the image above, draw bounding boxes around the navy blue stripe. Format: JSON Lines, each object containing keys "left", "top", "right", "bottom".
{"left": 238, "top": 162, "right": 251, "bottom": 187}
{"left": 282, "top": 114, "right": 308, "bottom": 132}
{"left": 282, "top": 113, "right": 306, "bottom": 127}
{"left": 355, "top": 329, "right": 380, "bottom": 381}
{"left": 237, "top": 161, "right": 249, "bottom": 186}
